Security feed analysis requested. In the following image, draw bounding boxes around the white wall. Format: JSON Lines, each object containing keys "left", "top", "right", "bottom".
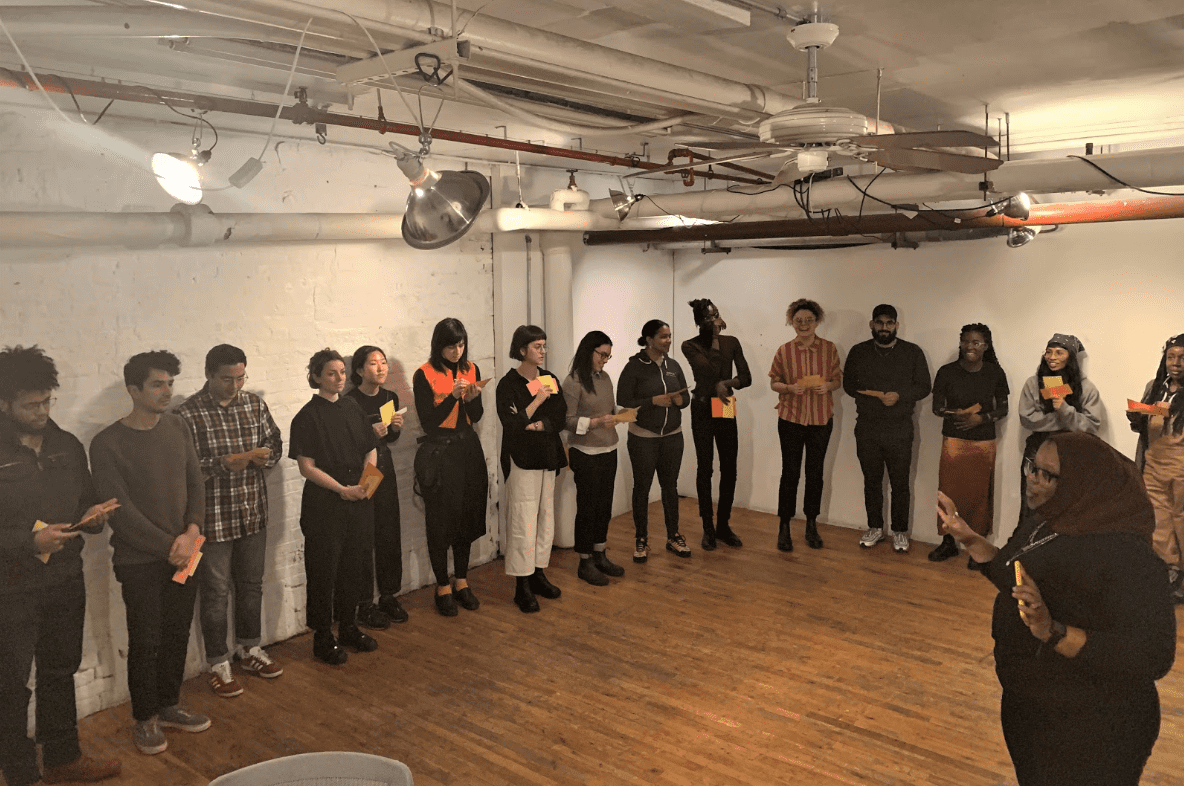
{"left": 667, "top": 216, "right": 1184, "bottom": 548}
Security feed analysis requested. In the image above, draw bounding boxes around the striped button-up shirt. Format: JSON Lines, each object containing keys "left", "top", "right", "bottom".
{"left": 769, "top": 337, "right": 842, "bottom": 426}
{"left": 175, "top": 387, "right": 283, "bottom": 542}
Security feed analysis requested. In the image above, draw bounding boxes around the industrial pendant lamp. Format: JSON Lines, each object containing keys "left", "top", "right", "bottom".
{"left": 389, "top": 134, "right": 490, "bottom": 250}
{"left": 150, "top": 152, "right": 204, "bottom": 205}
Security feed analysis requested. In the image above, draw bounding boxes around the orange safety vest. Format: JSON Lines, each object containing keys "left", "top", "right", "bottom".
{"left": 419, "top": 361, "right": 479, "bottom": 429}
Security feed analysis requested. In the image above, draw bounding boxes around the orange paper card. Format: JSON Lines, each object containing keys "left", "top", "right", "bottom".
{"left": 527, "top": 375, "right": 560, "bottom": 395}
{"left": 360, "top": 463, "right": 384, "bottom": 499}
{"left": 71, "top": 498, "right": 120, "bottom": 531}
{"left": 711, "top": 396, "right": 736, "bottom": 418}
{"left": 172, "top": 535, "right": 206, "bottom": 584}
{"left": 797, "top": 374, "right": 825, "bottom": 389}
{"left": 473, "top": 377, "right": 492, "bottom": 390}
{"left": 614, "top": 407, "right": 638, "bottom": 424}
{"left": 1040, "top": 384, "right": 1072, "bottom": 400}
{"left": 1014, "top": 560, "right": 1030, "bottom": 623}
{"left": 1127, "top": 399, "right": 1171, "bottom": 416}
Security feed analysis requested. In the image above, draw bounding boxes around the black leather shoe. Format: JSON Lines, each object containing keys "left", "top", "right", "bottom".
{"left": 378, "top": 594, "right": 409, "bottom": 623}
{"left": 701, "top": 527, "right": 717, "bottom": 551}
{"left": 514, "top": 577, "right": 540, "bottom": 613}
{"left": 454, "top": 586, "right": 480, "bottom": 611}
{"left": 578, "top": 558, "right": 610, "bottom": 586}
{"left": 356, "top": 602, "right": 391, "bottom": 630}
{"left": 777, "top": 520, "right": 793, "bottom": 552}
{"left": 313, "top": 631, "right": 347, "bottom": 665}
{"left": 805, "top": 519, "right": 824, "bottom": 549}
{"left": 338, "top": 625, "right": 378, "bottom": 653}
{"left": 928, "top": 534, "right": 959, "bottom": 562}
{"left": 591, "top": 550, "right": 624, "bottom": 577}
{"left": 434, "top": 591, "right": 459, "bottom": 617}
{"left": 716, "top": 527, "right": 743, "bottom": 548}
{"left": 528, "top": 569, "right": 562, "bottom": 599}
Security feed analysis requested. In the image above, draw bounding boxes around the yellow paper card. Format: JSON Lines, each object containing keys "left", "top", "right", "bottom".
{"left": 379, "top": 400, "right": 396, "bottom": 425}
{"left": 539, "top": 375, "right": 559, "bottom": 394}
{"left": 797, "top": 374, "right": 825, "bottom": 389}
{"left": 711, "top": 396, "right": 736, "bottom": 418}
{"left": 614, "top": 407, "right": 638, "bottom": 423}
{"left": 32, "top": 520, "right": 51, "bottom": 564}
{"left": 1042, "top": 376, "right": 1063, "bottom": 388}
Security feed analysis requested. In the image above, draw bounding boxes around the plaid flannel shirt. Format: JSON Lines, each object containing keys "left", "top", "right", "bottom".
{"left": 175, "top": 387, "right": 283, "bottom": 542}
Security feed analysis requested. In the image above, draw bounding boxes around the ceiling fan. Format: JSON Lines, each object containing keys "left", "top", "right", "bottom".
{"left": 630, "top": 18, "right": 1002, "bottom": 181}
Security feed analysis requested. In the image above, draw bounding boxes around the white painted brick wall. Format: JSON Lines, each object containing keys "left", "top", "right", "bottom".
{"left": 0, "top": 105, "right": 504, "bottom": 720}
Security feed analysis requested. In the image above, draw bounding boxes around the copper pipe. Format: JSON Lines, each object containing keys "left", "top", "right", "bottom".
{"left": 583, "top": 196, "right": 1184, "bottom": 245}
{"left": 0, "top": 68, "right": 766, "bottom": 185}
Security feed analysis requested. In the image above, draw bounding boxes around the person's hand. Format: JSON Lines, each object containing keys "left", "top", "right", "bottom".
{"left": 452, "top": 378, "right": 470, "bottom": 399}
{"left": 653, "top": 393, "right": 675, "bottom": 407}
{"left": 224, "top": 453, "right": 251, "bottom": 472}
{"left": 954, "top": 412, "right": 984, "bottom": 431}
{"left": 936, "top": 491, "right": 976, "bottom": 544}
{"left": 339, "top": 484, "right": 368, "bottom": 502}
{"left": 534, "top": 386, "right": 551, "bottom": 404}
{"left": 788, "top": 383, "right": 805, "bottom": 396}
{"left": 1012, "top": 563, "right": 1053, "bottom": 641}
{"left": 714, "top": 381, "right": 732, "bottom": 403}
{"left": 1050, "top": 397, "right": 1064, "bottom": 411}
{"left": 813, "top": 382, "right": 829, "bottom": 395}
{"left": 390, "top": 412, "right": 404, "bottom": 428}
{"left": 248, "top": 448, "right": 270, "bottom": 467}
{"left": 34, "top": 524, "right": 80, "bottom": 555}
{"left": 670, "top": 393, "right": 684, "bottom": 407}
{"left": 596, "top": 414, "right": 617, "bottom": 428}
{"left": 372, "top": 421, "right": 389, "bottom": 438}
{"left": 526, "top": 421, "right": 544, "bottom": 432}
{"left": 881, "top": 392, "right": 900, "bottom": 407}
{"left": 168, "top": 528, "right": 200, "bottom": 567}
{"left": 79, "top": 501, "right": 116, "bottom": 529}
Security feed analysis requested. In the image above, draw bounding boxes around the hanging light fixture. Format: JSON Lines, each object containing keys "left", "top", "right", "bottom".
{"left": 1003, "top": 192, "right": 1032, "bottom": 220}
{"left": 389, "top": 134, "right": 489, "bottom": 250}
{"left": 150, "top": 108, "right": 215, "bottom": 205}
{"left": 1006, "top": 226, "right": 1037, "bottom": 248}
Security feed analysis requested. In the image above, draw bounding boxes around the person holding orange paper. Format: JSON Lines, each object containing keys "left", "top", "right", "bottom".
{"left": 681, "top": 298, "right": 751, "bottom": 551}
{"left": 1129, "top": 333, "right": 1184, "bottom": 604}
{"left": 90, "top": 351, "right": 209, "bottom": 755}
{"left": 289, "top": 349, "right": 379, "bottom": 665}
{"left": 769, "top": 298, "right": 842, "bottom": 552}
{"left": 497, "top": 325, "right": 568, "bottom": 612}
{"left": 0, "top": 346, "right": 122, "bottom": 786}
{"left": 937, "top": 433, "right": 1175, "bottom": 786}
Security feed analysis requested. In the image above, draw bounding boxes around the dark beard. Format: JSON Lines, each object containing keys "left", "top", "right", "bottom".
{"left": 4, "top": 413, "right": 45, "bottom": 435}
{"left": 873, "top": 330, "right": 897, "bottom": 346}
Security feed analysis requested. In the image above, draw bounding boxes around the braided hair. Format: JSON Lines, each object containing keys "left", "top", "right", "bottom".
{"left": 1140, "top": 333, "right": 1184, "bottom": 436}
{"left": 959, "top": 323, "right": 999, "bottom": 366}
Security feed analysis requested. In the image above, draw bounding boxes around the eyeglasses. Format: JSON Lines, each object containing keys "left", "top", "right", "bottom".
{"left": 873, "top": 320, "right": 897, "bottom": 328}
{"left": 216, "top": 374, "right": 248, "bottom": 385}
{"left": 1022, "top": 456, "right": 1059, "bottom": 483}
{"left": 594, "top": 350, "right": 612, "bottom": 362}
{"left": 18, "top": 396, "right": 56, "bottom": 413}
{"left": 960, "top": 340, "right": 986, "bottom": 349}
{"left": 792, "top": 317, "right": 817, "bottom": 326}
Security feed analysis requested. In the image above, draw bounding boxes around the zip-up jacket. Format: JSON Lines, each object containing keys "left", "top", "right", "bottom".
{"left": 616, "top": 350, "right": 690, "bottom": 435}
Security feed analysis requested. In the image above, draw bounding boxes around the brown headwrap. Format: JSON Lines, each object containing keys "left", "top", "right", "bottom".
{"left": 1036, "top": 432, "right": 1154, "bottom": 542}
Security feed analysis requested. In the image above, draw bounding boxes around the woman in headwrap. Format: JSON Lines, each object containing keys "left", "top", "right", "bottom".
{"left": 938, "top": 432, "right": 1176, "bottom": 786}
{"left": 1128, "top": 333, "right": 1184, "bottom": 604}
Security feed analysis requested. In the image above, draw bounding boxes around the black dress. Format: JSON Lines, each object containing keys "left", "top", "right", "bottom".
{"left": 344, "top": 386, "right": 403, "bottom": 599}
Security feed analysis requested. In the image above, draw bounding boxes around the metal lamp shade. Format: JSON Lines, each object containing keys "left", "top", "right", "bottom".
{"left": 401, "top": 169, "right": 491, "bottom": 250}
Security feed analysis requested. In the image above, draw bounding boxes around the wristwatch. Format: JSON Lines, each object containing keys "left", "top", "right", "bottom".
{"left": 1045, "top": 619, "right": 1067, "bottom": 650}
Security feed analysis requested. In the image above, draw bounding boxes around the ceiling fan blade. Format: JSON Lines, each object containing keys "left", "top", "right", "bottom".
{"left": 853, "top": 130, "right": 998, "bottom": 150}
{"left": 678, "top": 140, "right": 786, "bottom": 152}
{"left": 869, "top": 148, "right": 1003, "bottom": 175}
{"left": 624, "top": 150, "right": 782, "bottom": 178}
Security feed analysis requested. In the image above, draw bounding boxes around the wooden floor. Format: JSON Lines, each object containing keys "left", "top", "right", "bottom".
{"left": 63, "top": 500, "right": 1184, "bottom": 786}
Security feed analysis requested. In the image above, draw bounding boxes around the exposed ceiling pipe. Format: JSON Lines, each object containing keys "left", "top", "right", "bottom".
{"left": 588, "top": 146, "right": 1184, "bottom": 220}
{"left": 582, "top": 195, "right": 1184, "bottom": 245}
{"left": 0, "top": 70, "right": 767, "bottom": 185}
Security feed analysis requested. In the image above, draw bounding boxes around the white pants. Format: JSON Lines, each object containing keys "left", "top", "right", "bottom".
{"left": 505, "top": 460, "right": 555, "bottom": 576}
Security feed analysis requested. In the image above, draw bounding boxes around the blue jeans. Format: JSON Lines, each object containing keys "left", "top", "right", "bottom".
{"left": 199, "top": 529, "right": 266, "bottom": 665}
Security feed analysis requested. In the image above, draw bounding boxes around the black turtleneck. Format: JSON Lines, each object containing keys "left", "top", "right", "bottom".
{"left": 413, "top": 358, "right": 484, "bottom": 437}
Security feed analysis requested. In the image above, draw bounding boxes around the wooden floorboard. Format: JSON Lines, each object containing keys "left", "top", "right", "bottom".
{"left": 51, "top": 500, "right": 1184, "bottom": 785}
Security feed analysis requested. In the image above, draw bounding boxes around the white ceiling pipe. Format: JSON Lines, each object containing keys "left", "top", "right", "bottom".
{"left": 592, "top": 146, "right": 1184, "bottom": 220}
{"left": 171, "top": 0, "right": 803, "bottom": 119}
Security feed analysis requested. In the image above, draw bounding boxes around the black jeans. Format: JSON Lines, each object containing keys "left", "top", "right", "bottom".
{"left": 690, "top": 401, "right": 739, "bottom": 533}
{"left": 114, "top": 561, "right": 198, "bottom": 722}
{"left": 0, "top": 580, "right": 85, "bottom": 786}
{"left": 569, "top": 448, "right": 618, "bottom": 554}
{"left": 627, "top": 431, "right": 684, "bottom": 541}
{"left": 300, "top": 486, "right": 370, "bottom": 633}
{"left": 776, "top": 418, "right": 833, "bottom": 522}
{"left": 361, "top": 472, "right": 402, "bottom": 600}
{"left": 854, "top": 424, "right": 914, "bottom": 532}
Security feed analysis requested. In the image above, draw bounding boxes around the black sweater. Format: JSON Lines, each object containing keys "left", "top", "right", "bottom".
{"left": 496, "top": 367, "right": 568, "bottom": 479}
{"left": 932, "top": 361, "right": 1009, "bottom": 441}
{"left": 842, "top": 338, "right": 932, "bottom": 427}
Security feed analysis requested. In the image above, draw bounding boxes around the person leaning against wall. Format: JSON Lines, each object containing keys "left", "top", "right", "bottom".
{"left": 0, "top": 346, "right": 121, "bottom": 786}
{"left": 562, "top": 330, "right": 626, "bottom": 587}
{"left": 768, "top": 298, "right": 842, "bottom": 553}
{"left": 175, "top": 344, "right": 284, "bottom": 700}
{"left": 680, "top": 298, "right": 752, "bottom": 552}
{"left": 412, "top": 318, "right": 488, "bottom": 617}
{"left": 930, "top": 323, "right": 1009, "bottom": 567}
{"left": 288, "top": 348, "right": 380, "bottom": 665}
{"left": 1128, "top": 332, "right": 1184, "bottom": 604}
{"left": 90, "top": 351, "right": 210, "bottom": 755}
{"left": 616, "top": 319, "right": 691, "bottom": 563}
{"left": 345, "top": 344, "right": 410, "bottom": 629}
{"left": 496, "top": 325, "right": 569, "bottom": 613}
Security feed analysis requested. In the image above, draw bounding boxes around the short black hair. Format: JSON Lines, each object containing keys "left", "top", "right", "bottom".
{"left": 307, "top": 348, "right": 344, "bottom": 389}
{"left": 428, "top": 318, "right": 470, "bottom": 373}
{"left": 204, "top": 344, "right": 247, "bottom": 376}
{"left": 124, "top": 350, "right": 181, "bottom": 389}
{"left": 509, "top": 325, "right": 547, "bottom": 360}
{"left": 350, "top": 345, "right": 386, "bottom": 386}
{"left": 0, "top": 345, "right": 59, "bottom": 401}
{"left": 637, "top": 319, "right": 669, "bottom": 347}
{"left": 872, "top": 304, "right": 897, "bottom": 321}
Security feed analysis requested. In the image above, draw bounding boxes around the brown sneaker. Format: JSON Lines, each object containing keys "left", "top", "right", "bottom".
{"left": 237, "top": 645, "right": 283, "bottom": 678}
{"left": 209, "top": 661, "right": 243, "bottom": 697}
{"left": 42, "top": 754, "right": 122, "bottom": 783}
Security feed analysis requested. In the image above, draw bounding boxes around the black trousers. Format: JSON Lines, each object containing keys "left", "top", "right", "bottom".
{"left": 854, "top": 424, "right": 914, "bottom": 532}
{"left": 627, "top": 431, "right": 683, "bottom": 540}
{"left": 114, "top": 561, "right": 198, "bottom": 722}
{"left": 776, "top": 418, "right": 833, "bottom": 521}
{"left": 690, "top": 401, "right": 739, "bottom": 533}
{"left": 360, "top": 469, "right": 402, "bottom": 600}
{"left": 300, "top": 484, "right": 370, "bottom": 633}
{"left": 569, "top": 448, "right": 618, "bottom": 554}
{"left": 0, "top": 579, "right": 85, "bottom": 786}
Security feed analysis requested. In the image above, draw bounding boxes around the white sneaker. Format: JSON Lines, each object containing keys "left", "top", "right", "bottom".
{"left": 893, "top": 532, "right": 910, "bottom": 553}
{"left": 859, "top": 528, "right": 884, "bottom": 548}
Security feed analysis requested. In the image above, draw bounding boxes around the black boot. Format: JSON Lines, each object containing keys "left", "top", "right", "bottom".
{"left": 312, "top": 630, "right": 347, "bottom": 665}
{"left": 777, "top": 520, "right": 793, "bottom": 552}
{"left": 716, "top": 525, "right": 743, "bottom": 548}
{"left": 928, "top": 534, "right": 959, "bottom": 562}
{"left": 337, "top": 624, "right": 378, "bottom": 653}
{"left": 577, "top": 557, "right": 609, "bottom": 586}
{"left": 591, "top": 549, "right": 625, "bottom": 577}
{"left": 805, "top": 518, "right": 824, "bottom": 549}
{"left": 528, "top": 569, "right": 562, "bottom": 599}
{"left": 701, "top": 524, "right": 717, "bottom": 551}
{"left": 514, "top": 576, "right": 540, "bottom": 613}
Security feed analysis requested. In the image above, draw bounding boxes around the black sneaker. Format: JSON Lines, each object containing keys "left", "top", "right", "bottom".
{"left": 454, "top": 586, "right": 480, "bottom": 611}
{"left": 312, "top": 631, "right": 347, "bottom": 665}
{"left": 338, "top": 625, "right": 378, "bottom": 653}
{"left": 356, "top": 602, "right": 391, "bottom": 630}
{"left": 378, "top": 594, "right": 409, "bottom": 623}
{"left": 928, "top": 535, "right": 959, "bottom": 562}
{"left": 434, "top": 591, "right": 459, "bottom": 617}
